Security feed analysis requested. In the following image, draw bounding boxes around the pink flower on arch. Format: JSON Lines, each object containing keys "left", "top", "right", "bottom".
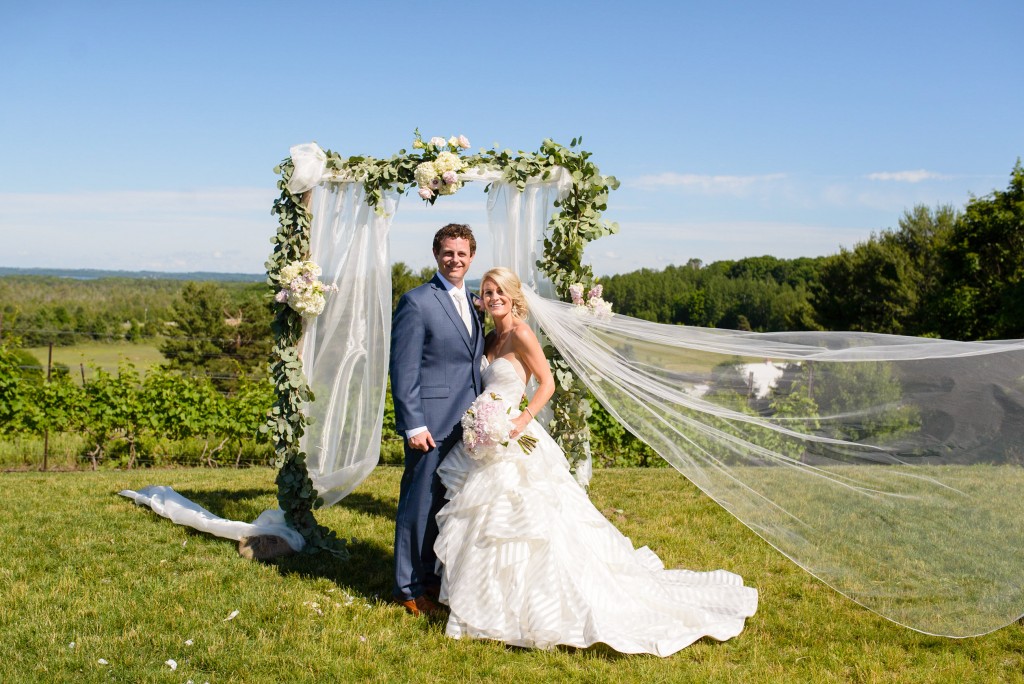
{"left": 569, "top": 283, "right": 585, "bottom": 305}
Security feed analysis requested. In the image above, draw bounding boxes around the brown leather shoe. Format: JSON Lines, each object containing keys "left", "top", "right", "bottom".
{"left": 423, "top": 584, "right": 441, "bottom": 601}
{"left": 393, "top": 596, "right": 422, "bottom": 616}
{"left": 393, "top": 594, "right": 445, "bottom": 617}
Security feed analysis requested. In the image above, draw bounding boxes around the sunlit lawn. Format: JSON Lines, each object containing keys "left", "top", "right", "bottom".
{"left": 2, "top": 466, "right": 1022, "bottom": 683}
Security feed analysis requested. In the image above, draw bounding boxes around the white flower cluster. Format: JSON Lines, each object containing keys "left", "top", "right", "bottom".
{"left": 412, "top": 133, "right": 471, "bottom": 201}
{"left": 275, "top": 260, "right": 338, "bottom": 318}
{"left": 569, "top": 282, "right": 614, "bottom": 320}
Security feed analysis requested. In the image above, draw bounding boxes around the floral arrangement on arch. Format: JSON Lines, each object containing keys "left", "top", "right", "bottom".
{"left": 274, "top": 260, "right": 338, "bottom": 318}
{"left": 411, "top": 129, "right": 472, "bottom": 203}
{"left": 569, "top": 283, "right": 614, "bottom": 320}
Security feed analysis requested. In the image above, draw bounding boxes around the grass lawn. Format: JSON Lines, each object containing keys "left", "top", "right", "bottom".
{"left": 2, "top": 466, "right": 1022, "bottom": 683}
{"left": 24, "top": 341, "right": 165, "bottom": 381}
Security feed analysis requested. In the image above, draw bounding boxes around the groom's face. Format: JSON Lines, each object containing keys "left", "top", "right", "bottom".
{"left": 434, "top": 237, "right": 475, "bottom": 288}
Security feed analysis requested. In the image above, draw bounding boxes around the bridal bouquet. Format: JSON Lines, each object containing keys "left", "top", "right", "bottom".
{"left": 412, "top": 130, "right": 471, "bottom": 202}
{"left": 275, "top": 260, "right": 338, "bottom": 318}
{"left": 461, "top": 392, "right": 538, "bottom": 460}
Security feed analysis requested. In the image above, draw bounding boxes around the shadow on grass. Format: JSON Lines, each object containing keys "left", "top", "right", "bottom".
{"left": 271, "top": 490, "right": 399, "bottom": 599}
{"left": 173, "top": 485, "right": 396, "bottom": 599}
{"left": 335, "top": 490, "right": 399, "bottom": 521}
{"left": 134, "top": 486, "right": 685, "bottom": 660}
{"left": 275, "top": 539, "right": 394, "bottom": 600}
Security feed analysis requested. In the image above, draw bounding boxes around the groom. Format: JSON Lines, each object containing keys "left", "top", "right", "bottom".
{"left": 389, "top": 223, "right": 485, "bottom": 616}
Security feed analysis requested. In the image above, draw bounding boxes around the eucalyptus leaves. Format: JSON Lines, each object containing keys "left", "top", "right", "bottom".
{"left": 266, "top": 158, "right": 347, "bottom": 557}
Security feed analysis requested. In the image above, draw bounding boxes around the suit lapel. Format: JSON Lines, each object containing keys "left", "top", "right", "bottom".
{"left": 431, "top": 276, "right": 474, "bottom": 350}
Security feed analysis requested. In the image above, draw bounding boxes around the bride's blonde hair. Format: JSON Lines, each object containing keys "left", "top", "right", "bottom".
{"left": 480, "top": 267, "right": 528, "bottom": 320}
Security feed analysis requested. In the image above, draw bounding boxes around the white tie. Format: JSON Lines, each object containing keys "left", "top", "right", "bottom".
{"left": 452, "top": 290, "right": 472, "bottom": 334}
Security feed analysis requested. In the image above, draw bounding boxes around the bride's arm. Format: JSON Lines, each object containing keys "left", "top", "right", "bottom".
{"left": 510, "top": 325, "right": 554, "bottom": 435}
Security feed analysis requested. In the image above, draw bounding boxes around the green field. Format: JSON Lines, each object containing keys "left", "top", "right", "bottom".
{"left": 2, "top": 467, "right": 1021, "bottom": 683}
{"left": 24, "top": 341, "right": 165, "bottom": 380}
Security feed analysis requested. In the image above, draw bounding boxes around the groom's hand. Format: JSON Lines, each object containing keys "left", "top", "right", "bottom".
{"left": 408, "top": 431, "right": 436, "bottom": 453}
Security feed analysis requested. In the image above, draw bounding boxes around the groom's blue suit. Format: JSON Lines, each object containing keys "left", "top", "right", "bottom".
{"left": 390, "top": 273, "right": 484, "bottom": 601}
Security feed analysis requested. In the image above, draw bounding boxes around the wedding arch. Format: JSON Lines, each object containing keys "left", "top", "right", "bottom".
{"left": 265, "top": 133, "right": 619, "bottom": 556}
{"left": 148, "top": 130, "right": 1024, "bottom": 639}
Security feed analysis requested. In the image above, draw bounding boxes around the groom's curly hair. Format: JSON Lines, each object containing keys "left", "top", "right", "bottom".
{"left": 433, "top": 223, "right": 476, "bottom": 256}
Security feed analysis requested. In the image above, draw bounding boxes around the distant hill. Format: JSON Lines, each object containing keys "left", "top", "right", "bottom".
{"left": 0, "top": 267, "right": 264, "bottom": 282}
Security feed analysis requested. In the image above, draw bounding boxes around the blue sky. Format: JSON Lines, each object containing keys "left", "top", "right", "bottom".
{"left": 2, "top": 1, "right": 1021, "bottom": 276}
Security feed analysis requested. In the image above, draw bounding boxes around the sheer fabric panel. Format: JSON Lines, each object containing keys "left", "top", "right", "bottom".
{"left": 300, "top": 183, "right": 398, "bottom": 507}
{"left": 485, "top": 171, "right": 570, "bottom": 298}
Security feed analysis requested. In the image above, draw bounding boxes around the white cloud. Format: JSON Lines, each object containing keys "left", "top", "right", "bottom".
{"left": 629, "top": 172, "right": 787, "bottom": 195}
{"left": 865, "top": 170, "right": 948, "bottom": 183}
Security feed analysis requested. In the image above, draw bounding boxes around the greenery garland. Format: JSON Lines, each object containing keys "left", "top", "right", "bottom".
{"left": 267, "top": 133, "right": 618, "bottom": 551}
{"left": 265, "top": 159, "right": 347, "bottom": 557}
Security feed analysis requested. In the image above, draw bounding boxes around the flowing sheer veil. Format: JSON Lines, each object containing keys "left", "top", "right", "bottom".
{"left": 122, "top": 155, "right": 1024, "bottom": 638}
{"left": 281, "top": 170, "right": 1024, "bottom": 636}
{"left": 520, "top": 285, "right": 1024, "bottom": 637}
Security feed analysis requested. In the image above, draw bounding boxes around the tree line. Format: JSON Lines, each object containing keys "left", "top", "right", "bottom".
{"left": 1, "top": 160, "right": 1021, "bottom": 468}
{"left": 0, "top": 277, "right": 266, "bottom": 347}
{"left": 601, "top": 161, "right": 1024, "bottom": 340}
{"left": 7, "top": 162, "right": 1021, "bottom": 348}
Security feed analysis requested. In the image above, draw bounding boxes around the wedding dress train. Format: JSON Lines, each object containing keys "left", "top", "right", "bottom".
{"left": 434, "top": 358, "right": 758, "bottom": 656}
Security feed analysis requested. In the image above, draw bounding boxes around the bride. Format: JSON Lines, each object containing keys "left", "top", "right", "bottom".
{"left": 434, "top": 267, "right": 758, "bottom": 656}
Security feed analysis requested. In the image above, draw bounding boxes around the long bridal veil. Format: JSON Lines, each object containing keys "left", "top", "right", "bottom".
{"left": 297, "top": 169, "right": 1024, "bottom": 637}
{"left": 520, "top": 286, "right": 1024, "bottom": 637}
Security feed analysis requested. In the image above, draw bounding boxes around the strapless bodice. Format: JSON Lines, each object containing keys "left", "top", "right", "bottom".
{"left": 481, "top": 357, "right": 526, "bottom": 402}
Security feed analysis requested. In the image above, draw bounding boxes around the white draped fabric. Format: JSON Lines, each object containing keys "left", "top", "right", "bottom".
{"left": 485, "top": 167, "right": 569, "bottom": 298}
{"left": 299, "top": 183, "right": 397, "bottom": 507}
{"left": 484, "top": 170, "right": 574, "bottom": 474}
{"left": 119, "top": 486, "right": 305, "bottom": 551}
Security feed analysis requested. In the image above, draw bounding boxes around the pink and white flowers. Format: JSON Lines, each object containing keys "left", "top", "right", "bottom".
{"left": 569, "top": 282, "right": 614, "bottom": 320}
{"left": 461, "top": 392, "right": 538, "bottom": 460}
{"left": 275, "top": 260, "right": 338, "bottom": 318}
{"left": 411, "top": 131, "right": 471, "bottom": 202}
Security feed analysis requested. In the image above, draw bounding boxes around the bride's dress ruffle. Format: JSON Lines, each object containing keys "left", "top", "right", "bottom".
{"left": 435, "top": 358, "right": 757, "bottom": 656}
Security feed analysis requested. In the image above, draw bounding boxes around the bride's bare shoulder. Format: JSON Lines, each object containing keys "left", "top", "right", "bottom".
{"left": 510, "top": 322, "right": 540, "bottom": 349}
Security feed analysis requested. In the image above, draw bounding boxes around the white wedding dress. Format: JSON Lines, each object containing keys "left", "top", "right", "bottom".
{"left": 434, "top": 357, "right": 758, "bottom": 656}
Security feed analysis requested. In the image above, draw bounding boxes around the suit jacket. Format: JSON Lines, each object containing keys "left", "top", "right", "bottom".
{"left": 390, "top": 274, "right": 485, "bottom": 454}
